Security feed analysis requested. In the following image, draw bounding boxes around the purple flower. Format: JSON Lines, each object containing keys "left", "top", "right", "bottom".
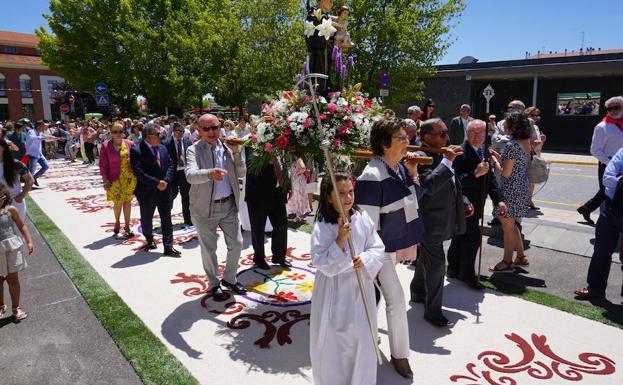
{"left": 340, "top": 64, "right": 347, "bottom": 79}
{"left": 303, "top": 60, "right": 309, "bottom": 75}
{"left": 348, "top": 55, "right": 355, "bottom": 68}
{"left": 332, "top": 46, "right": 340, "bottom": 61}
{"left": 296, "top": 74, "right": 304, "bottom": 89}
{"left": 335, "top": 53, "right": 342, "bottom": 71}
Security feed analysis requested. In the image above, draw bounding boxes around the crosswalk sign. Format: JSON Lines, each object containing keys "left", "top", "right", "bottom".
{"left": 96, "top": 94, "right": 109, "bottom": 106}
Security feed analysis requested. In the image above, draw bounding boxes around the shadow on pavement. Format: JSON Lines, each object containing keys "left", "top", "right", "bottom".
{"left": 111, "top": 251, "right": 161, "bottom": 268}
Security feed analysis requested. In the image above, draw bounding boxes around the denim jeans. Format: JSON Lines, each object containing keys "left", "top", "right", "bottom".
{"left": 28, "top": 155, "right": 49, "bottom": 179}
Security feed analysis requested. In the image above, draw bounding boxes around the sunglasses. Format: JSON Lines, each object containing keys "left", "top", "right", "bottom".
{"left": 429, "top": 131, "right": 448, "bottom": 138}
{"left": 607, "top": 105, "right": 622, "bottom": 112}
{"left": 111, "top": 130, "right": 124, "bottom": 134}
{"left": 200, "top": 125, "right": 220, "bottom": 131}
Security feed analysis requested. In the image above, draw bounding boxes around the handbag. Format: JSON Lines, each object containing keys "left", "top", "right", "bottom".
{"left": 527, "top": 152, "right": 549, "bottom": 184}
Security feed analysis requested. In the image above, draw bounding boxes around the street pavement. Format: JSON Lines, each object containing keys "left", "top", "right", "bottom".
{"left": 0, "top": 219, "right": 143, "bottom": 385}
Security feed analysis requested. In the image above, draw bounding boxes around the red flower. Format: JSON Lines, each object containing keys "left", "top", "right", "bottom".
{"left": 283, "top": 127, "right": 292, "bottom": 136}
{"left": 327, "top": 103, "right": 338, "bottom": 113}
{"left": 364, "top": 99, "right": 373, "bottom": 108}
{"left": 264, "top": 143, "right": 273, "bottom": 153}
{"left": 332, "top": 138, "right": 341, "bottom": 148}
{"left": 286, "top": 273, "right": 306, "bottom": 281}
{"left": 276, "top": 134, "right": 289, "bottom": 150}
{"left": 269, "top": 291, "right": 298, "bottom": 303}
{"left": 303, "top": 118, "right": 313, "bottom": 128}
{"left": 338, "top": 125, "right": 348, "bottom": 136}
{"left": 319, "top": 114, "right": 328, "bottom": 121}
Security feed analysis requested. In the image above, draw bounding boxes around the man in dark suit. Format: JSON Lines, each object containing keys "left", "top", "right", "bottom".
{"left": 130, "top": 121, "right": 180, "bottom": 256}
{"left": 164, "top": 123, "right": 193, "bottom": 226}
{"left": 448, "top": 104, "right": 474, "bottom": 145}
{"left": 245, "top": 153, "right": 290, "bottom": 270}
{"left": 447, "top": 119, "right": 507, "bottom": 289}
{"left": 410, "top": 118, "right": 472, "bottom": 327}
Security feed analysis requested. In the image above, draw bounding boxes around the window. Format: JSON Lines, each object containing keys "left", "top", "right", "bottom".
{"left": 19, "top": 74, "right": 32, "bottom": 98}
{"left": 36, "top": 49, "right": 42, "bottom": 56}
{"left": 0, "top": 105, "right": 8, "bottom": 121}
{"left": 0, "top": 74, "right": 5, "bottom": 97}
{"left": 3, "top": 46, "right": 17, "bottom": 54}
{"left": 22, "top": 104, "right": 35, "bottom": 120}
{"left": 556, "top": 92, "right": 601, "bottom": 116}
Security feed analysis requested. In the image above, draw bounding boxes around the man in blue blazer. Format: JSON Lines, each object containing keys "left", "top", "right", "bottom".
{"left": 130, "top": 121, "right": 180, "bottom": 256}
{"left": 164, "top": 123, "right": 193, "bottom": 226}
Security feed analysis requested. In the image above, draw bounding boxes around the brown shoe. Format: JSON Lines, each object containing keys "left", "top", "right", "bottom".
{"left": 391, "top": 357, "right": 413, "bottom": 379}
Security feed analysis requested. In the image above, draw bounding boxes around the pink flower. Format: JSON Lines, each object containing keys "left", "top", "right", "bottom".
{"left": 364, "top": 99, "right": 373, "bottom": 108}
{"left": 283, "top": 127, "right": 292, "bottom": 136}
{"left": 338, "top": 125, "right": 348, "bottom": 136}
{"left": 303, "top": 118, "right": 313, "bottom": 128}
{"left": 264, "top": 143, "right": 273, "bottom": 153}
{"left": 319, "top": 114, "right": 329, "bottom": 121}
{"left": 276, "top": 135, "right": 288, "bottom": 150}
{"left": 332, "top": 138, "right": 341, "bottom": 148}
{"left": 346, "top": 119, "right": 353, "bottom": 128}
{"left": 327, "top": 103, "right": 338, "bottom": 113}
{"left": 251, "top": 133, "right": 257, "bottom": 142}
{"left": 274, "top": 119, "right": 283, "bottom": 126}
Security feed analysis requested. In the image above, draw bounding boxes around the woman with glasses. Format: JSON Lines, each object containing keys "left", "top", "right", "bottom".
{"left": 421, "top": 98, "right": 437, "bottom": 121}
{"left": 354, "top": 117, "right": 424, "bottom": 379}
{"left": 525, "top": 107, "right": 546, "bottom": 209}
{"left": 99, "top": 121, "right": 137, "bottom": 237}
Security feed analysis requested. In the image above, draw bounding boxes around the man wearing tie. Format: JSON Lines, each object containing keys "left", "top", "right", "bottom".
{"left": 448, "top": 104, "right": 474, "bottom": 145}
{"left": 130, "top": 121, "right": 180, "bottom": 256}
{"left": 165, "top": 123, "right": 193, "bottom": 226}
{"left": 447, "top": 120, "right": 507, "bottom": 289}
{"left": 185, "top": 114, "right": 247, "bottom": 300}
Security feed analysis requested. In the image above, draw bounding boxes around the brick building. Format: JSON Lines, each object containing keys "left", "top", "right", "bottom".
{"left": 0, "top": 30, "right": 64, "bottom": 122}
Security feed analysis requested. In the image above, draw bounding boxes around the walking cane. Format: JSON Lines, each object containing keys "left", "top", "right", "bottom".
{"left": 477, "top": 111, "right": 492, "bottom": 285}
{"left": 303, "top": 73, "right": 383, "bottom": 365}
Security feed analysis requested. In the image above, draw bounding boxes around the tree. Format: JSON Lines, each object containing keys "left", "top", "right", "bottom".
{"left": 343, "top": 0, "right": 464, "bottom": 109}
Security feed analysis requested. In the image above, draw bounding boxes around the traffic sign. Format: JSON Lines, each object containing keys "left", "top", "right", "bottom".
{"left": 379, "top": 69, "right": 389, "bottom": 89}
{"left": 96, "top": 94, "right": 109, "bottom": 106}
{"left": 60, "top": 104, "right": 70, "bottom": 114}
{"left": 95, "top": 82, "right": 108, "bottom": 94}
{"left": 379, "top": 89, "right": 389, "bottom": 97}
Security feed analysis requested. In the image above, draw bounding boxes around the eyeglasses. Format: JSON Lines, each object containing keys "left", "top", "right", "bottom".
{"left": 607, "top": 105, "right": 622, "bottom": 112}
{"left": 392, "top": 134, "right": 408, "bottom": 142}
{"left": 200, "top": 124, "right": 220, "bottom": 131}
{"left": 429, "top": 131, "right": 448, "bottom": 138}
{"left": 111, "top": 130, "right": 124, "bottom": 134}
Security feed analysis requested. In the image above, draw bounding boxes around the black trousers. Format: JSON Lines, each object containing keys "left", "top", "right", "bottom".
{"left": 586, "top": 199, "right": 623, "bottom": 294}
{"left": 84, "top": 142, "right": 96, "bottom": 163}
{"left": 139, "top": 191, "right": 173, "bottom": 250}
{"left": 170, "top": 170, "right": 191, "bottom": 225}
{"left": 447, "top": 214, "right": 481, "bottom": 282}
{"left": 247, "top": 195, "right": 288, "bottom": 264}
{"left": 581, "top": 162, "right": 607, "bottom": 213}
{"left": 410, "top": 240, "right": 446, "bottom": 319}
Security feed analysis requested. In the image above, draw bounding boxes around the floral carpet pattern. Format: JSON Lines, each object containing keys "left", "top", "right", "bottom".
{"left": 28, "top": 159, "right": 623, "bottom": 385}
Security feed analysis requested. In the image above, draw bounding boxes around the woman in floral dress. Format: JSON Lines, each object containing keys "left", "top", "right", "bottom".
{"left": 99, "top": 122, "right": 137, "bottom": 237}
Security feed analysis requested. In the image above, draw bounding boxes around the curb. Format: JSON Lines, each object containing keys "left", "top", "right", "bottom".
{"left": 548, "top": 160, "right": 598, "bottom": 166}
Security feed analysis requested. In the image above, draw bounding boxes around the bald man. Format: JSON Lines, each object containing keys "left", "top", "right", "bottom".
{"left": 185, "top": 114, "right": 247, "bottom": 300}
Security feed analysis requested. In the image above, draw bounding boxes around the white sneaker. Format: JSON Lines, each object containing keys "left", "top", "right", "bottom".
{"left": 0, "top": 304, "right": 6, "bottom": 318}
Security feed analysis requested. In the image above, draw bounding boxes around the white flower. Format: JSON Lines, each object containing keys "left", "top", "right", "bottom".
{"left": 304, "top": 20, "right": 316, "bottom": 38}
{"left": 290, "top": 111, "right": 308, "bottom": 123}
{"left": 274, "top": 100, "right": 288, "bottom": 114}
{"left": 313, "top": 8, "right": 323, "bottom": 21}
{"left": 315, "top": 18, "right": 336, "bottom": 40}
{"left": 336, "top": 97, "right": 348, "bottom": 107}
{"left": 256, "top": 122, "right": 268, "bottom": 142}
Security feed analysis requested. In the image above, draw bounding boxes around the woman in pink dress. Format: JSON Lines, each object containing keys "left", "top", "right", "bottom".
{"left": 287, "top": 157, "right": 310, "bottom": 223}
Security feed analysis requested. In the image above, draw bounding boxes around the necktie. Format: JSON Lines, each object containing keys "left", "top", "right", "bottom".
{"left": 476, "top": 147, "right": 484, "bottom": 161}
{"left": 152, "top": 146, "right": 160, "bottom": 167}
{"left": 176, "top": 140, "right": 184, "bottom": 167}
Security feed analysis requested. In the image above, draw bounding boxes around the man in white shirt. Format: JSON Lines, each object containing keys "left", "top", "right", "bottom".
{"left": 26, "top": 120, "right": 59, "bottom": 185}
{"left": 164, "top": 124, "right": 193, "bottom": 225}
{"left": 448, "top": 104, "right": 473, "bottom": 145}
{"left": 578, "top": 96, "right": 623, "bottom": 224}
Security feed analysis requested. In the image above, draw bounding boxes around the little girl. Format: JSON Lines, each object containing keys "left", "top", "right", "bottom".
{"left": 310, "top": 172, "right": 384, "bottom": 385}
{"left": 0, "top": 183, "right": 35, "bottom": 321}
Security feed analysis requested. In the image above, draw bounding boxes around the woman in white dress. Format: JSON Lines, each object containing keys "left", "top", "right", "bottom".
{"left": 310, "top": 172, "right": 384, "bottom": 385}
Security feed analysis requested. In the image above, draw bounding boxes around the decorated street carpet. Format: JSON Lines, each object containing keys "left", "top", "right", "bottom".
{"left": 30, "top": 159, "right": 623, "bottom": 385}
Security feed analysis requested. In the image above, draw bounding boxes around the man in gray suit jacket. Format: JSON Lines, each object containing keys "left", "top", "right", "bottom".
{"left": 185, "top": 114, "right": 247, "bottom": 300}
{"left": 448, "top": 104, "right": 473, "bottom": 145}
{"left": 410, "top": 118, "right": 473, "bottom": 327}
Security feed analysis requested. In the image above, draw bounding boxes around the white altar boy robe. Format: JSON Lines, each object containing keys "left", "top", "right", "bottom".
{"left": 310, "top": 210, "right": 385, "bottom": 385}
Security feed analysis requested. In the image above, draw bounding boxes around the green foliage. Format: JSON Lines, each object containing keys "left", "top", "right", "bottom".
{"left": 37, "top": 0, "right": 462, "bottom": 114}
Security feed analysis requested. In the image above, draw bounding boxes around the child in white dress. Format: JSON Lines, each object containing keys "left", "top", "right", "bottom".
{"left": 310, "top": 172, "right": 384, "bottom": 385}
{"left": 0, "top": 182, "right": 35, "bottom": 321}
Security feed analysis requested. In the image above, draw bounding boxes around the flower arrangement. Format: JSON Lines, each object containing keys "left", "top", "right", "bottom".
{"left": 246, "top": 84, "right": 384, "bottom": 177}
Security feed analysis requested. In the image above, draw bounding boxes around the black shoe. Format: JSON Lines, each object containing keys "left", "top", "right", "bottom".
{"left": 390, "top": 357, "right": 413, "bottom": 379}
{"left": 424, "top": 314, "right": 450, "bottom": 327}
{"left": 446, "top": 269, "right": 458, "bottom": 279}
{"left": 209, "top": 286, "right": 228, "bottom": 301}
{"left": 577, "top": 207, "right": 594, "bottom": 224}
{"left": 163, "top": 247, "right": 182, "bottom": 257}
{"left": 33, "top": 177, "right": 39, "bottom": 187}
{"left": 142, "top": 241, "right": 157, "bottom": 251}
{"left": 465, "top": 280, "right": 485, "bottom": 291}
{"left": 253, "top": 260, "right": 271, "bottom": 270}
{"left": 274, "top": 260, "right": 292, "bottom": 268}
{"left": 221, "top": 280, "right": 247, "bottom": 294}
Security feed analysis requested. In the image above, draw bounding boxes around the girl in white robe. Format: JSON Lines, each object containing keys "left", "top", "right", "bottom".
{"left": 310, "top": 172, "right": 385, "bottom": 385}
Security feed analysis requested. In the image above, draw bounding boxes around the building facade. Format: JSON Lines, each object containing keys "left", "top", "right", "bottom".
{"left": 421, "top": 52, "right": 623, "bottom": 152}
{"left": 0, "top": 30, "right": 64, "bottom": 122}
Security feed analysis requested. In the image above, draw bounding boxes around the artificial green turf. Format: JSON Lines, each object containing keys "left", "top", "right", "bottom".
{"left": 26, "top": 196, "right": 199, "bottom": 385}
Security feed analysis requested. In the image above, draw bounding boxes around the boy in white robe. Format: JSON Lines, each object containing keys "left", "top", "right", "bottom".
{"left": 310, "top": 172, "right": 385, "bottom": 385}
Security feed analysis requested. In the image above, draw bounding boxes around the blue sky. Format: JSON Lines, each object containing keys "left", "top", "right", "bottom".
{"left": 4, "top": 0, "right": 623, "bottom": 64}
